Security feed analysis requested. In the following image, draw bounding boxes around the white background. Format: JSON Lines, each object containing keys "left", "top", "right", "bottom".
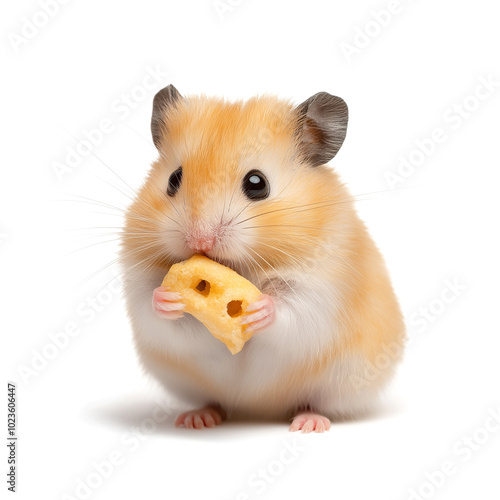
{"left": 2, "top": 0, "right": 500, "bottom": 499}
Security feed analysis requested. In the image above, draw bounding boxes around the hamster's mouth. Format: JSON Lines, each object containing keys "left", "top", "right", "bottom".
{"left": 194, "top": 251, "right": 241, "bottom": 275}
{"left": 197, "top": 251, "right": 229, "bottom": 267}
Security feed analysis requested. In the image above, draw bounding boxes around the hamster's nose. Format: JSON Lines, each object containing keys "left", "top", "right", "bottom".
{"left": 186, "top": 230, "right": 215, "bottom": 253}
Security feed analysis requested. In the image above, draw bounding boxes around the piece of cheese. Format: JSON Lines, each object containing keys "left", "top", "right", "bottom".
{"left": 162, "top": 255, "right": 261, "bottom": 354}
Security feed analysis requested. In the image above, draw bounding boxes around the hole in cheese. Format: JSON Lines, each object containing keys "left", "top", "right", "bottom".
{"left": 227, "top": 300, "right": 243, "bottom": 317}
{"left": 195, "top": 280, "right": 211, "bottom": 296}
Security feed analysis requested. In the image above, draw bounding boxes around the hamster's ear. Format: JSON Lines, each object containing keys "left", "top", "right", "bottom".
{"left": 296, "top": 92, "right": 348, "bottom": 166}
{"left": 151, "top": 84, "right": 182, "bottom": 149}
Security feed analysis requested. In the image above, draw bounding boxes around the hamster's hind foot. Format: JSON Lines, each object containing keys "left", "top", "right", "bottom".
{"left": 174, "top": 405, "right": 225, "bottom": 429}
{"left": 289, "top": 412, "right": 331, "bottom": 433}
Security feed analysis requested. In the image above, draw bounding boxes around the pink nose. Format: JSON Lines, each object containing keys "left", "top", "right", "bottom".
{"left": 186, "top": 232, "right": 215, "bottom": 253}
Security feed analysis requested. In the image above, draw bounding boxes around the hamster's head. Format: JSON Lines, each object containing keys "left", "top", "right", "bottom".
{"left": 122, "top": 85, "right": 349, "bottom": 276}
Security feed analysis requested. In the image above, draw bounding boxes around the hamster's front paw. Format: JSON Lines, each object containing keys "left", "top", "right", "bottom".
{"left": 152, "top": 286, "right": 185, "bottom": 319}
{"left": 241, "top": 294, "right": 275, "bottom": 334}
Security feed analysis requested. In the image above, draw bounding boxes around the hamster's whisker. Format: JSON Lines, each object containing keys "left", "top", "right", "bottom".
{"left": 221, "top": 185, "right": 229, "bottom": 224}
{"left": 131, "top": 197, "right": 182, "bottom": 228}
{"left": 116, "top": 252, "right": 158, "bottom": 278}
{"left": 72, "top": 183, "right": 181, "bottom": 229}
{"left": 122, "top": 230, "right": 182, "bottom": 236}
{"left": 231, "top": 252, "right": 251, "bottom": 280}
{"left": 68, "top": 208, "right": 173, "bottom": 232}
{"left": 117, "top": 232, "right": 183, "bottom": 247}
{"left": 154, "top": 185, "right": 184, "bottom": 223}
{"left": 230, "top": 199, "right": 254, "bottom": 225}
{"left": 235, "top": 198, "right": 350, "bottom": 225}
{"left": 129, "top": 209, "right": 181, "bottom": 229}
{"left": 137, "top": 244, "right": 177, "bottom": 275}
{"left": 61, "top": 189, "right": 162, "bottom": 232}
{"left": 240, "top": 224, "right": 342, "bottom": 233}
{"left": 120, "top": 240, "right": 165, "bottom": 257}
{"left": 91, "top": 273, "right": 125, "bottom": 299}
{"left": 247, "top": 247, "right": 298, "bottom": 297}
{"left": 125, "top": 213, "right": 177, "bottom": 227}
{"left": 65, "top": 238, "right": 122, "bottom": 256}
{"left": 225, "top": 180, "right": 240, "bottom": 219}
{"left": 73, "top": 201, "right": 176, "bottom": 228}
{"left": 71, "top": 231, "right": 175, "bottom": 249}
{"left": 250, "top": 232, "right": 339, "bottom": 249}
{"left": 254, "top": 233, "right": 366, "bottom": 282}
{"left": 119, "top": 120, "right": 157, "bottom": 150}
{"left": 241, "top": 250, "right": 275, "bottom": 295}
{"left": 63, "top": 196, "right": 172, "bottom": 228}
{"left": 234, "top": 188, "right": 408, "bottom": 227}
{"left": 70, "top": 209, "right": 127, "bottom": 220}
{"left": 250, "top": 238, "right": 307, "bottom": 269}
{"left": 57, "top": 122, "right": 138, "bottom": 198}
{"left": 136, "top": 253, "right": 162, "bottom": 275}
{"left": 74, "top": 257, "right": 122, "bottom": 289}
{"left": 74, "top": 234, "right": 168, "bottom": 269}
{"left": 57, "top": 125, "right": 138, "bottom": 197}
{"left": 66, "top": 229, "right": 127, "bottom": 243}
{"left": 119, "top": 244, "right": 173, "bottom": 276}
{"left": 241, "top": 252, "right": 262, "bottom": 288}
{"left": 96, "top": 175, "right": 136, "bottom": 203}
{"left": 245, "top": 260, "right": 262, "bottom": 289}
{"left": 66, "top": 226, "right": 131, "bottom": 233}
{"left": 61, "top": 195, "right": 129, "bottom": 213}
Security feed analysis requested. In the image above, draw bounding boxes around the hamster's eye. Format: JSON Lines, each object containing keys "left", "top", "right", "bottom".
{"left": 167, "top": 167, "right": 182, "bottom": 196}
{"left": 242, "top": 170, "right": 269, "bottom": 200}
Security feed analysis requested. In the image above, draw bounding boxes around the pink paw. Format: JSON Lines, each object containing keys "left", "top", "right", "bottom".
{"left": 289, "top": 412, "right": 331, "bottom": 433}
{"left": 152, "top": 286, "right": 185, "bottom": 319}
{"left": 174, "top": 406, "right": 224, "bottom": 429}
{"left": 240, "top": 294, "right": 275, "bottom": 334}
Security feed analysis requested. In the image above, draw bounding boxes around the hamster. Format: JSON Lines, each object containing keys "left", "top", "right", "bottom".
{"left": 120, "top": 85, "right": 405, "bottom": 433}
